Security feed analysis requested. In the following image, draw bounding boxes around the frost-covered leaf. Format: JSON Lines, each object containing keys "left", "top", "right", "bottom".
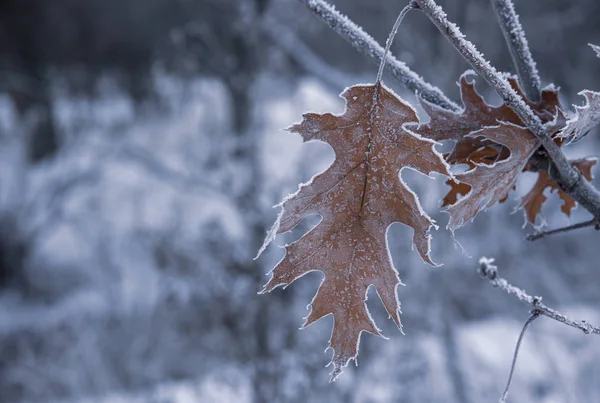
{"left": 416, "top": 72, "right": 562, "bottom": 179}
{"left": 258, "top": 83, "right": 450, "bottom": 380}
{"left": 557, "top": 91, "right": 600, "bottom": 143}
{"left": 415, "top": 71, "right": 566, "bottom": 227}
{"left": 520, "top": 158, "right": 597, "bottom": 225}
{"left": 445, "top": 123, "right": 539, "bottom": 232}
{"left": 416, "top": 71, "right": 560, "bottom": 142}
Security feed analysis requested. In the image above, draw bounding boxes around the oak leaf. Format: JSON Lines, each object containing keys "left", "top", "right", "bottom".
{"left": 416, "top": 71, "right": 561, "bottom": 142}
{"left": 415, "top": 71, "right": 566, "bottom": 229}
{"left": 520, "top": 158, "right": 598, "bottom": 224}
{"left": 258, "top": 83, "right": 450, "bottom": 380}
{"left": 444, "top": 122, "right": 539, "bottom": 232}
{"left": 417, "top": 72, "right": 562, "bottom": 174}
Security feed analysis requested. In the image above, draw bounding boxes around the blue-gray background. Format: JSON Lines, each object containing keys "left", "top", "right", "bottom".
{"left": 1, "top": 1, "right": 599, "bottom": 402}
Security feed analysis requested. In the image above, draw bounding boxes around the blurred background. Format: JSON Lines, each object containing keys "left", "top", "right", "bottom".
{"left": 1, "top": 0, "right": 599, "bottom": 402}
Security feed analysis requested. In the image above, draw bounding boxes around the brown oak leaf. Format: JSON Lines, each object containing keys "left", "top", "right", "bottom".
{"left": 416, "top": 72, "right": 563, "bottom": 188}
{"left": 445, "top": 122, "right": 540, "bottom": 232}
{"left": 415, "top": 71, "right": 566, "bottom": 224}
{"left": 520, "top": 158, "right": 598, "bottom": 224}
{"left": 416, "top": 71, "right": 561, "bottom": 142}
{"left": 257, "top": 83, "right": 450, "bottom": 380}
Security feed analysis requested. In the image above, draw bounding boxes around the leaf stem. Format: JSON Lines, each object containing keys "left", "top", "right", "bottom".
{"left": 490, "top": 0, "right": 541, "bottom": 102}
{"left": 297, "top": 0, "right": 460, "bottom": 112}
{"left": 376, "top": 1, "right": 417, "bottom": 84}
{"left": 500, "top": 313, "right": 539, "bottom": 403}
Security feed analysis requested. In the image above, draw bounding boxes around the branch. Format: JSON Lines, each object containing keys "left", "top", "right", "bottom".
{"left": 526, "top": 219, "right": 599, "bottom": 241}
{"left": 413, "top": 0, "right": 600, "bottom": 221}
{"left": 490, "top": 0, "right": 541, "bottom": 102}
{"left": 478, "top": 257, "right": 600, "bottom": 335}
{"left": 297, "top": 0, "right": 460, "bottom": 112}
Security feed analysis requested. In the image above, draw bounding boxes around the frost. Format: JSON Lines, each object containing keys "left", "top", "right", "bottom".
{"left": 557, "top": 90, "right": 600, "bottom": 143}
{"left": 491, "top": 0, "right": 541, "bottom": 100}
{"left": 444, "top": 123, "right": 540, "bottom": 233}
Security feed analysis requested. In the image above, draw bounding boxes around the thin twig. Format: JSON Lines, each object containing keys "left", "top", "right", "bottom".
{"left": 490, "top": 0, "right": 541, "bottom": 102}
{"left": 297, "top": 0, "right": 460, "bottom": 112}
{"left": 500, "top": 313, "right": 540, "bottom": 403}
{"left": 376, "top": 2, "right": 416, "bottom": 84}
{"left": 478, "top": 257, "right": 600, "bottom": 335}
{"left": 526, "top": 219, "right": 599, "bottom": 241}
{"left": 413, "top": 0, "right": 600, "bottom": 221}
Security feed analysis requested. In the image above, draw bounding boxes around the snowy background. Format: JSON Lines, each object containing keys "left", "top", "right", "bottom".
{"left": 1, "top": 0, "right": 600, "bottom": 402}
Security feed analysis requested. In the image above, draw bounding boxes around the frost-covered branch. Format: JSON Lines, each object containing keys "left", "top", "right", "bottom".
{"left": 490, "top": 0, "right": 541, "bottom": 102}
{"left": 413, "top": 0, "right": 600, "bottom": 222}
{"left": 478, "top": 257, "right": 600, "bottom": 335}
{"left": 297, "top": 0, "right": 460, "bottom": 112}
{"left": 526, "top": 219, "right": 599, "bottom": 241}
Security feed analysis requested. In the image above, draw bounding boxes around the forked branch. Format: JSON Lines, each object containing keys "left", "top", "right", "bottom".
{"left": 479, "top": 257, "right": 600, "bottom": 335}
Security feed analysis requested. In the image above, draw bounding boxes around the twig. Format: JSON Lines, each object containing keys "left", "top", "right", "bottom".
{"left": 490, "top": 0, "right": 541, "bottom": 102}
{"left": 500, "top": 313, "right": 539, "bottom": 403}
{"left": 526, "top": 219, "right": 599, "bottom": 241}
{"left": 413, "top": 0, "right": 600, "bottom": 221}
{"left": 478, "top": 257, "right": 600, "bottom": 335}
{"left": 297, "top": 0, "right": 460, "bottom": 112}
{"left": 376, "top": 2, "right": 416, "bottom": 84}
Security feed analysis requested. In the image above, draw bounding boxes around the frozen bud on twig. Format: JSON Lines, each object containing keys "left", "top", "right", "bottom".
{"left": 478, "top": 256, "right": 497, "bottom": 279}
